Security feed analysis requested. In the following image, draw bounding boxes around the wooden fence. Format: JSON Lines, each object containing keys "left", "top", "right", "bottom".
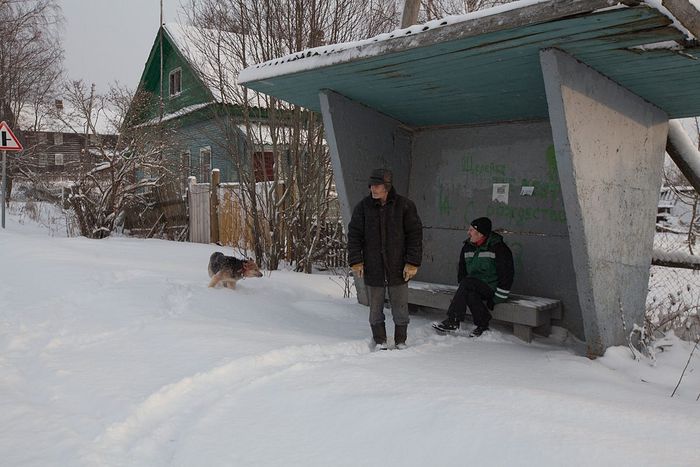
{"left": 125, "top": 180, "right": 188, "bottom": 240}
{"left": 188, "top": 177, "right": 211, "bottom": 244}
{"left": 188, "top": 170, "right": 347, "bottom": 269}
{"left": 188, "top": 171, "right": 265, "bottom": 249}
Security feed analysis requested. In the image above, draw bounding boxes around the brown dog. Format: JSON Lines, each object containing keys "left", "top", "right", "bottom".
{"left": 208, "top": 252, "right": 263, "bottom": 289}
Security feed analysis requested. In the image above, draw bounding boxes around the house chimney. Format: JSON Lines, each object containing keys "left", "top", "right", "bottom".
{"left": 55, "top": 99, "right": 64, "bottom": 111}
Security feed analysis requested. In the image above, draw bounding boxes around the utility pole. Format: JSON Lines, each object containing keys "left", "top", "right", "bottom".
{"left": 401, "top": 0, "right": 421, "bottom": 28}
{"left": 82, "top": 83, "right": 95, "bottom": 178}
{"left": 159, "top": 0, "right": 164, "bottom": 121}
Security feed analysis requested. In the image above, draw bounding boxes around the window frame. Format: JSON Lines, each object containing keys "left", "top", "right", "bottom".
{"left": 169, "top": 67, "right": 182, "bottom": 98}
{"left": 253, "top": 151, "right": 275, "bottom": 182}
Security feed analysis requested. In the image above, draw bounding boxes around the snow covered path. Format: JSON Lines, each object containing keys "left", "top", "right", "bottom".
{"left": 1, "top": 213, "right": 699, "bottom": 466}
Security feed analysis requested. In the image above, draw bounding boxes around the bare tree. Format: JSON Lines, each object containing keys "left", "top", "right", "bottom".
{"left": 180, "top": 0, "right": 398, "bottom": 271}
{"left": 0, "top": 0, "right": 64, "bottom": 201}
{"left": 419, "top": 0, "right": 516, "bottom": 21}
{"left": 59, "top": 81, "right": 180, "bottom": 239}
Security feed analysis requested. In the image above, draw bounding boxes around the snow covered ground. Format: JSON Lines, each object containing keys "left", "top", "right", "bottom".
{"left": 1, "top": 207, "right": 700, "bottom": 467}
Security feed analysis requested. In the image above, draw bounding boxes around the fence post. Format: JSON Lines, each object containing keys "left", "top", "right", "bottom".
{"left": 187, "top": 176, "right": 197, "bottom": 242}
{"left": 210, "top": 169, "right": 220, "bottom": 244}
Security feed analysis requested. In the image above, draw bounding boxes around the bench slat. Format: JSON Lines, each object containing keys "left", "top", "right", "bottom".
{"left": 407, "top": 280, "right": 562, "bottom": 334}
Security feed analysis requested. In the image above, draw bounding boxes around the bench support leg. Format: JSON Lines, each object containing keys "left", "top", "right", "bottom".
{"left": 534, "top": 322, "right": 552, "bottom": 337}
{"left": 513, "top": 324, "right": 533, "bottom": 343}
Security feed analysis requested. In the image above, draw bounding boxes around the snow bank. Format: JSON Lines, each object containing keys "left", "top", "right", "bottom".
{"left": 1, "top": 209, "right": 699, "bottom": 466}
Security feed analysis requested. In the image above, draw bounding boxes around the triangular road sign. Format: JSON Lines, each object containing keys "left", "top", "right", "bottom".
{"left": 0, "top": 121, "right": 23, "bottom": 151}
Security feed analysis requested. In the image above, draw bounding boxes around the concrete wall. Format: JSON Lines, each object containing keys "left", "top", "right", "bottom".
{"left": 410, "top": 121, "right": 582, "bottom": 337}
{"left": 320, "top": 91, "right": 412, "bottom": 225}
{"left": 320, "top": 89, "right": 584, "bottom": 334}
{"left": 540, "top": 49, "right": 668, "bottom": 355}
{"left": 320, "top": 63, "right": 667, "bottom": 354}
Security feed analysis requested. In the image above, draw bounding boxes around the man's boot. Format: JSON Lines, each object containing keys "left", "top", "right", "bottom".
{"left": 395, "top": 324, "right": 408, "bottom": 349}
{"left": 371, "top": 323, "right": 387, "bottom": 350}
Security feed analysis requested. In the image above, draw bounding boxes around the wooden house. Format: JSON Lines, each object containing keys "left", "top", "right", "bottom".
{"left": 21, "top": 130, "right": 117, "bottom": 182}
{"left": 127, "top": 23, "right": 275, "bottom": 187}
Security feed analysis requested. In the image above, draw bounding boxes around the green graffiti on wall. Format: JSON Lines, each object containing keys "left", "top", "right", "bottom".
{"left": 486, "top": 204, "right": 566, "bottom": 225}
{"left": 463, "top": 154, "right": 507, "bottom": 177}
{"left": 546, "top": 145, "right": 558, "bottom": 182}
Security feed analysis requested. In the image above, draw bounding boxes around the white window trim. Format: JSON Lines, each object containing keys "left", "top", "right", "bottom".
{"left": 54, "top": 153, "right": 64, "bottom": 166}
{"left": 53, "top": 132, "right": 63, "bottom": 146}
{"left": 169, "top": 67, "right": 182, "bottom": 98}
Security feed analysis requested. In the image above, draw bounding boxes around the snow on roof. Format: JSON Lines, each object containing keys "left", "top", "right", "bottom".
{"left": 239, "top": 0, "right": 563, "bottom": 83}
{"left": 135, "top": 102, "right": 214, "bottom": 128}
{"left": 237, "top": 123, "right": 273, "bottom": 146}
{"left": 164, "top": 23, "right": 267, "bottom": 108}
{"left": 236, "top": 122, "right": 328, "bottom": 148}
{"left": 643, "top": 0, "right": 699, "bottom": 40}
{"left": 19, "top": 102, "right": 118, "bottom": 135}
{"left": 239, "top": 0, "right": 696, "bottom": 85}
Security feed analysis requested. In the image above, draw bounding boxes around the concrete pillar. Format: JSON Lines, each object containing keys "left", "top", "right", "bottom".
{"left": 540, "top": 48, "right": 668, "bottom": 356}
{"left": 319, "top": 90, "right": 412, "bottom": 226}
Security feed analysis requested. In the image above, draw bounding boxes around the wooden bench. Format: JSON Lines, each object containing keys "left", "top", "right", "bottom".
{"left": 407, "top": 281, "right": 562, "bottom": 342}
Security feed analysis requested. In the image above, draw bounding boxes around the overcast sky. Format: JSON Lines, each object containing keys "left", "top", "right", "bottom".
{"left": 61, "top": 0, "right": 184, "bottom": 93}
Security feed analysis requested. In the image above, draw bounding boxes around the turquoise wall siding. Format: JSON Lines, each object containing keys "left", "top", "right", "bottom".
{"left": 169, "top": 116, "right": 245, "bottom": 183}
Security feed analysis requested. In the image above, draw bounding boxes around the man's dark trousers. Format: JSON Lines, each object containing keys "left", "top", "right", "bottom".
{"left": 447, "top": 277, "right": 494, "bottom": 327}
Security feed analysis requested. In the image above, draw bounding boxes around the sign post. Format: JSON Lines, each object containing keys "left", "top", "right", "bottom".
{"left": 0, "top": 121, "right": 24, "bottom": 229}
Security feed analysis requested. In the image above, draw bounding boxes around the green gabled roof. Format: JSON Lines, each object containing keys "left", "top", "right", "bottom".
{"left": 129, "top": 25, "right": 216, "bottom": 125}
{"left": 239, "top": 1, "right": 700, "bottom": 127}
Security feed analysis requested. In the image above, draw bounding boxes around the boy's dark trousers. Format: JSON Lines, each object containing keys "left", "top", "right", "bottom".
{"left": 447, "top": 277, "right": 494, "bottom": 327}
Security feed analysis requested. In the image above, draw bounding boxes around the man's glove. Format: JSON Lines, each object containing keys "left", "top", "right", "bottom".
{"left": 351, "top": 263, "right": 364, "bottom": 278}
{"left": 403, "top": 264, "right": 418, "bottom": 282}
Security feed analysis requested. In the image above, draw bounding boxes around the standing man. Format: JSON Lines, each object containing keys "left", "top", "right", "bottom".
{"left": 433, "top": 217, "right": 514, "bottom": 337}
{"left": 348, "top": 168, "right": 423, "bottom": 349}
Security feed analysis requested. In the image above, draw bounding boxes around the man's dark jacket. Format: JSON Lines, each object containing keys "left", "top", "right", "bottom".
{"left": 347, "top": 187, "right": 423, "bottom": 287}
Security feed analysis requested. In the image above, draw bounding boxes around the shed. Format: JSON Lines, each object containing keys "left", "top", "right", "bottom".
{"left": 239, "top": 0, "right": 700, "bottom": 355}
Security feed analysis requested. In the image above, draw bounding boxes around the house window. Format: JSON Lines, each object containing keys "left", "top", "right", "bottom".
{"left": 200, "top": 146, "right": 211, "bottom": 182}
{"left": 39, "top": 153, "right": 48, "bottom": 167}
{"left": 54, "top": 153, "right": 64, "bottom": 166}
{"left": 53, "top": 132, "right": 63, "bottom": 145}
{"left": 37, "top": 132, "right": 47, "bottom": 144}
{"left": 169, "top": 68, "right": 182, "bottom": 97}
{"left": 253, "top": 151, "right": 274, "bottom": 182}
